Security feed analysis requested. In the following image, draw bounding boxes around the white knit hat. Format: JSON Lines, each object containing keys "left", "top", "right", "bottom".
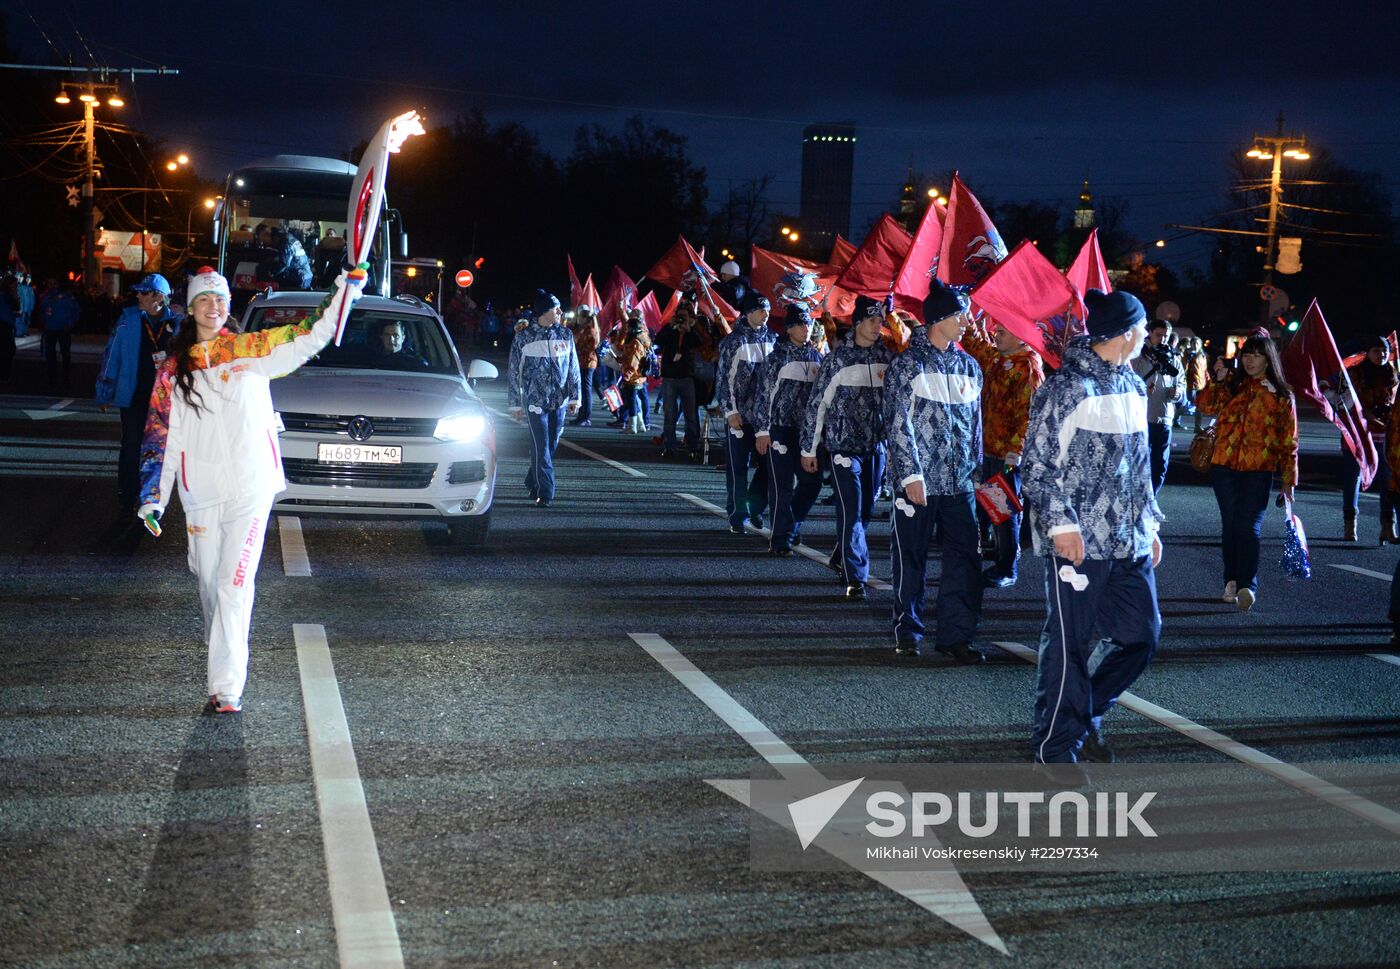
{"left": 187, "top": 265, "right": 230, "bottom": 305}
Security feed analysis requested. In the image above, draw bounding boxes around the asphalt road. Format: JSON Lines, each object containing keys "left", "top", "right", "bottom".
{"left": 2, "top": 366, "right": 1399, "bottom": 968}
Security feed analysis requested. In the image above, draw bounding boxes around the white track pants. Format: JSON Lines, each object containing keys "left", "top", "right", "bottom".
{"left": 184, "top": 493, "right": 275, "bottom": 700}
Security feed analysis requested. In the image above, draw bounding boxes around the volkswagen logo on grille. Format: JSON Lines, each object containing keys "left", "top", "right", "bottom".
{"left": 347, "top": 416, "right": 375, "bottom": 442}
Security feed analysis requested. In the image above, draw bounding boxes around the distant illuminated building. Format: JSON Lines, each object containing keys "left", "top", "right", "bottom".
{"left": 1074, "top": 179, "right": 1096, "bottom": 229}
{"left": 800, "top": 123, "right": 855, "bottom": 248}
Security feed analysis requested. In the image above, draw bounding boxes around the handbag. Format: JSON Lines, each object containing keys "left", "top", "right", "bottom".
{"left": 602, "top": 386, "right": 623, "bottom": 412}
{"left": 1280, "top": 499, "right": 1312, "bottom": 580}
{"left": 1189, "top": 426, "right": 1216, "bottom": 474}
{"left": 975, "top": 472, "right": 1023, "bottom": 525}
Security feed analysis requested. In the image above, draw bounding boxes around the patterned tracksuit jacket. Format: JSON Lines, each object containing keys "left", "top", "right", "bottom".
{"left": 508, "top": 321, "right": 582, "bottom": 411}
{"left": 883, "top": 326, "right": 984, "bottom": 495}
{"left": 716, "top": 322, "right": 777, "bottom": 426}
{"left": 801, "top": 341, "right": 895, "bottom": 458}
{"left": 1020, "top": 337, "right": 1164, "bottom": 560}
{"left": 755, "top": 338, "right": 824, "bottom": 439}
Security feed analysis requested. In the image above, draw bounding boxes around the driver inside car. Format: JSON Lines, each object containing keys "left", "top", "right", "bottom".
{"left": 371, "top": 320, "right": 429, "bottom": 369}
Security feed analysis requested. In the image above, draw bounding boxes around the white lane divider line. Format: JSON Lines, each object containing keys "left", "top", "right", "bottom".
{"left": 487, "top": 405, "right": 646, "bottom": 478}
{"left": 990, "top": 639, "right": 1400, "bottom": 838}
{"left": 48, "top": 398, "right": 74, "bottom": 411}
{"left": 1329, "top": 563, "right": 1393, "bottom": 582}
{"left": 278, "top": 515, "right": 311, "bottom": 577}
{"left": 1369, "top": 653, "right": 1400, "bottom": 668}
{"left": 629, "top": 632, "right": 1005, "bottom": 954}
{"left": 294, "top": 623, "right": 405, "bottom": 969}
{"left": 674, "top": 491, "right": 893, "bottom": 591}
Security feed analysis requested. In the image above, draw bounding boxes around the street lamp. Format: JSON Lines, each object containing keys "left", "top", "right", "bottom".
{"left": 55, "top": 79, "right": 124, "bottom": 288}
{"left": 1245, "top": 115, "right": 1310, "bottom": 321}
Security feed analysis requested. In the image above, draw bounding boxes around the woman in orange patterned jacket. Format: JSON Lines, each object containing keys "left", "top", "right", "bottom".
{"left": 960, "top": 313, "right": 1045, "bottom": 587}
{"left": 1195, "top": 334, "right": 1298, "bottom": 613}
{"left": 610, "top": 314, "right": 653, "bottom": 433}
{"left": 570, "top": 305, "right": 601, "bottom": 426}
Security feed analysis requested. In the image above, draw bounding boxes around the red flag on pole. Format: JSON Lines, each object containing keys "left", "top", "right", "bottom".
{"left": 659, "top": 289, "right": 681, "bottom": 325}
{"left": 835, "top": 214, "right": 912, "bottom": 298}
{"left": 1281, "top": 299, "right": 1378, "bottom": 488}
{"left": 892, "top": 201, "right": 947, "bottom": 320}
{"left": 1066, "top": 228, "right": 1111, "bottom": 296}
{"left": 636, "top": 291, "right": 663, "bottom": 333}
{"left": 751, "top": 245, "right": 858, "bottom": 327}
{"left": 827, "top": 235, "right": 858, "bottom": 272}
{"left": 969, "top": 240, "right": 1084, "bottom": 369}
{"left": 937, "top": 173, "right": 1008, "bottom": 287}
{"left": 645, "top": 235, "right": 716, "bottom": 290}
{"left": 567, "top": 254, "right": 584, "bottom": 308}
{"left": 578, "top": 275, "right": 601, "bottom": 313}
{"left": 599, "top": 266, "right": 640, "bottom": 335}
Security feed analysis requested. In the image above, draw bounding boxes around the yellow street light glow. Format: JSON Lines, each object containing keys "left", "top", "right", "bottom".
{"left": 1246, "top": 148, "right": 1262, "bottom": 158}
{"left": 107, "top": 95, "right": 124, "bottom": 107}
{"left": 1155, "top": 239, "right": 1166, "bottom": 248}
{"left": 927, "top": 187, "right": 937, "bottom": 198}
{"left": 790, "top": 232, "right": 800, "bottom": 242}
{"left": 78, "top": 92, "right": 96, "bottom": 103}
{"left": 203, "top": 198, "right": 216, "bottom": 209}
{"left": 177, "top": 153, "right": 189, "bottom": 165}
{"left": 406, "top": 266, "right": 417, "bottom": 277}
{"left": 55, "top": 91, "right": 70, "bottom": 104}
{"left": 166, "top": 161, "right": 178, "bottom": 171}
{"left": 1294, "top": 150, "right": 1310, "bottom": 159}
{"left": 936, "top": 197, "right": 947, "bottom": 206}
{"left": 781, "top": 226, "right": 791, "bottom": 235}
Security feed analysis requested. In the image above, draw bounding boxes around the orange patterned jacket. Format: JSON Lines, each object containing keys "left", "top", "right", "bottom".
{"left": 1197, "top": 375, "right": 1298, "bottom": 493}
{"left": 959, "top": 321, "right": 1045, "bottom": 464}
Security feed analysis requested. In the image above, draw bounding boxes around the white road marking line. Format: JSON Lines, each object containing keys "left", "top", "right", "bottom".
{"left": 1369, "top": 653, "right": 1400, "bottom": 668}
{"left": 48, "top": 398, "right": 74, "bottom": 410}
{"left": 674, "top": 491, "right": 893, "bottom": 591}
{"left": 487, "top": 405, "right": 646, "bottom": 478}
{"left": 630, "top": 632, "right": 1004, "bottom": 954}
{"left": 1329, "top": 563, "right": 1393, "bottom": 582}
{"left": 278, "top": 515, "right": 311, "bottom": 577}
{"left": 293, "top": 623, "right": 405, "bottom": 969}
{"left": 990, "top": 639, "right": 1400, "bottom": 839}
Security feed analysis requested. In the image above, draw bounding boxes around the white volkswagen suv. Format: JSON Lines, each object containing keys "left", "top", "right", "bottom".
{"left": 243, "top": 291, "right": 497, "bottom": 545}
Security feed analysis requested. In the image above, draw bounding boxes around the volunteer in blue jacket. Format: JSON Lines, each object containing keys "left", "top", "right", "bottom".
{"left": 755, "top": 302, "right": 824, "bottom": 555}
{"left": 1020, "top": 289, "right": 1164, "bottom": 779}
{"left": 716, "top": 292, "right": 777, "bottom": 531}
{"left": 96, "top": 273, "right": 182, "bottom": 512}
{"left": 508, "top": 289, "right": 581, "bottom": 507}
{"left": 884, "top": 280, "right": 986, "bottom": 664}
{"left": 801, "top": 295, "right": 895, "bottom": 600}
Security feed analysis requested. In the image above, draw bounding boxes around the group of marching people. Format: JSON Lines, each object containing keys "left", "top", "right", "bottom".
{"left": 708, "top": 277, "right": 1172, "bottom": 776}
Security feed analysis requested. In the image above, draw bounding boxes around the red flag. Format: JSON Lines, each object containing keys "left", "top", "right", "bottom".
{"left": 599, "top": 266, "right": 640, "bottom": 335}
{"left": 1066, "top": 228, "right": 1111, "bottom": 296}
{"left": 835, "top": 214, "right": 912, "bottom": 298}
{"left": 578, "top": 275, "right": 601, "bottom": 313}
{"left": 659, "top": 289, "right": 681, "bottom": 325}
{"left": 567, "top": 254, "right": 584, "bottom": 308}
{"left": 751, "top": 245, "right": 859, "bottom": 322}
{"left": 636, "top": 291, "right": 663, "bottom": 333}
{"left": 937, "top": 173, "right": 1007, "bottom": 287}
{"left": 969, "top": 241, "right": 1084, "bottom": 369}
{"left": 1282, "top": 300, "right": 1378, "bottom": 487}
{"left": 892, "top": 201, "right": 947, "bottom": 321}
{"left": 646, "top": 235, "right": 716, "bottom": 290}
{"left": 827, "top": 235, "right": 858, "bottom": 272}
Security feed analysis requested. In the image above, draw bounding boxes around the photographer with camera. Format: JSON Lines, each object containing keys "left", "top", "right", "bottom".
{"left": 1131, "top": 319, "right": 1185, "bottom": 494}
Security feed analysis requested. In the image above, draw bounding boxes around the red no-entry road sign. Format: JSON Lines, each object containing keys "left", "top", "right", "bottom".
{"left": 455, "top": 269, "right": 475, "bottom": 288}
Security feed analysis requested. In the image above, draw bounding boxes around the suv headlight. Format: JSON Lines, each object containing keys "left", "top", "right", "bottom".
{"left": 434, "top": 413, "right": 486, "bottom": 442}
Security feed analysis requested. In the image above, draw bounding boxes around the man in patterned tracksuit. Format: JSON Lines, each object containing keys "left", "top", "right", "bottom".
{"left": 1021, "top": 289, "right": 1164, "bottom": 780}
{"left": 508, "top": 290, "right": 582, "bottom": 507}
{"left": 717, "top": 292, "right": 777, "bottom": 531}
{"left": 802, "top": 295, "right": 895, "bottom": 600}
{"left": 755, "top": 303, "right": 825, "bottom": 556}
{"left": 884, "top": 280, "right": 987, "bottom": 665}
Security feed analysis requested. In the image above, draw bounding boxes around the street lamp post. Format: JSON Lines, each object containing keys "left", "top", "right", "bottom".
{"left": 1246, "top": 113, "right": 1310, "bottom": 322}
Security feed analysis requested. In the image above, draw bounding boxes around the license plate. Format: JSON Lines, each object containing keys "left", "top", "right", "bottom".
{"left": 317, "top": 442, "right": 403, "bottom": 464}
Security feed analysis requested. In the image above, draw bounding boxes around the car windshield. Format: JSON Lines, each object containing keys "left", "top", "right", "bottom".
{"left": 248, "top": 306, "right": 460, "bottom": 375}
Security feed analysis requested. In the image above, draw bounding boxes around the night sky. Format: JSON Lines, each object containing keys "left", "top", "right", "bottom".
{"left": 9, "top": 1, "right": 1400, "bottom": 273}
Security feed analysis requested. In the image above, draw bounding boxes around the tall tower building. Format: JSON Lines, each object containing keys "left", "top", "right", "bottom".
{"left": 1074, "top": 179, "right": 1096, "bottom": 229}
{"left": 799, "top": 122, "right": 856, "bottom": 248}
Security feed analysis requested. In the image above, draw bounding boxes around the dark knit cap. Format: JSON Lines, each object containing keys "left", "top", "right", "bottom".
{"left": 533, "top": 289, "right": 561, "bottom": 316}
{"left": 1084, "top": 289, "right": 1147, "bottom": 343}
{"left": 740, "top": 291, "right": 771, "bottom": 314}
{"left": 783, "top": 303, "right": 813, "bottom": 330}
{"left": 853, "top": 294, "right": 892, "bottom": 323}
{"left": 921, "top": 278, "right": 970, "bottom": 324}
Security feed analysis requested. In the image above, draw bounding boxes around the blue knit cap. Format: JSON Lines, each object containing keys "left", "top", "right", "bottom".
{"left": 853, "top": 294, "right": 892, "bottom": 323}
{"left": 1083, "top": 289, "right": 1147, "bottom": 343}
{"left": 533, "top": 289, "right": 560, "bottom": 317}
{"left": 740, "top": 291, "right": 771, "bottom": 315}
{"left": 921, "top": 278, "right": 970, "bottom": 323}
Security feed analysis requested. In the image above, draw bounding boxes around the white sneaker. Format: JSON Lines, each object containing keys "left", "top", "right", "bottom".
{"left": 1236, "top": 588, "right": 1256, "bottom": 612}
{"left": 1221, "top": 581, "right": 1237, "bottom": 603}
